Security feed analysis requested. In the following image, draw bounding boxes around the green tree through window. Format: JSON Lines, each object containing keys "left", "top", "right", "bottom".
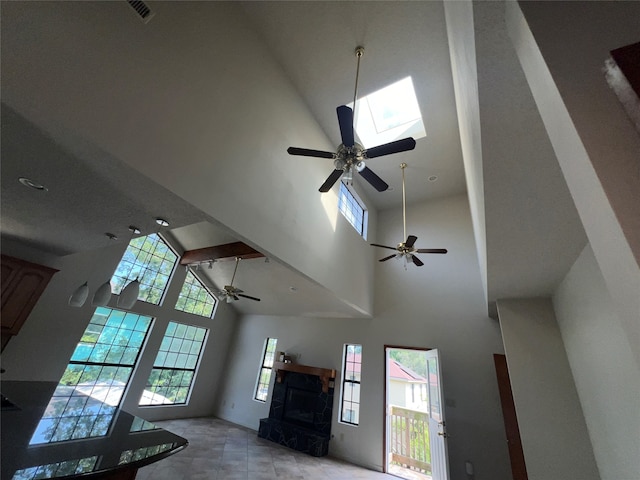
{"left": 139, "top": 321, "right": 208, "bottom": 406}
{"left": 111, "top": 234, "right": 178, "bottom": 305}
{"left": 33, "top": 308, "right": 153, "bottom": 445}
{"left": 175, "top": 271, "right": 216, "bottom": 318}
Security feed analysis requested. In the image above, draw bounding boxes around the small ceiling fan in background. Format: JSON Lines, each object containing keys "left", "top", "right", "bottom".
{"left": 218, "top": 257, "right": 261, "bottom": 303}
{"left": 371, "top": 163, "right": 447, "bottom": 267}
{"left": 287, "top": 46, "right": 417, "bottom": 192}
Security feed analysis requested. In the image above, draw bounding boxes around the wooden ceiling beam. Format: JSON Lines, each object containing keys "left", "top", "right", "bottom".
{"left": 180, "top": 241, "right": 264, "bottom": 265}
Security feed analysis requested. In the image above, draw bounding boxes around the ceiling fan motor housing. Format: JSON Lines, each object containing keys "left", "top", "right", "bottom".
{"left": 335, "top": 143, "right": 366, "bottom": 172}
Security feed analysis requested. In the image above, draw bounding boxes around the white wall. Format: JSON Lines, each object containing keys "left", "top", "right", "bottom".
{"left": 497, "top": 298, "right": 600, "bottom": 480}
{"left": 1, "top": 1, "right": 374, "bottom": 316}
{"left": 506, "top": 0, "right": 640, "bottom": 368}
{"left": 554, "top": 244, "right": 640, "bottom": 480}
{"left": 443, "top": 0, "right": 487, "bottom": 307}
{"left": 1, "top": 236, "right": 237, "bottom": 421}
{"left": 216, "top": 194, "right": 511, "bottom": 479}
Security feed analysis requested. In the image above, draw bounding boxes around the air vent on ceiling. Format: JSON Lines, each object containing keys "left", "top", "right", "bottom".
{"left": 127, "top": 0, "right": 154, "bottom": 24}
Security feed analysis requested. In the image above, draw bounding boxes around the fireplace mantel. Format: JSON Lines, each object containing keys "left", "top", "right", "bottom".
{"left": 273, "top": 361, "right": 336, "bottom": 393}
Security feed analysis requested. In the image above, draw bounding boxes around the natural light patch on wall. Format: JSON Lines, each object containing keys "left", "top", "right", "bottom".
{"left": 350, "top": 76, "right": 426, "bottom": 148}
{"left": 320, "top": 187, "right": 339, "bottom": 232}
{"left": 175, "top": 271, "right": 217, "bottom": 318}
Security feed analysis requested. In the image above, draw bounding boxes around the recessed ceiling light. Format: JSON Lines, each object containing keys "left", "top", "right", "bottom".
{"left": 155, "top": 218, "right": 169, "bottom": 227}
{"left": 289, "top": 286, "right": 298, "bottom": 292}
{"left": 428, "top": 175, "right": 438, "bottom": 182}
{"left": 105, "top": 233, "right": 118, "bottom": 241}
{"left": 18, "top": 177, "right": 47, "bottom": 191}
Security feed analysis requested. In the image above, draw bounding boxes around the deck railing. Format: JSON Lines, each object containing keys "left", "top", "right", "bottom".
{"left": 389, "top": 405, "right": 431, "bottom": 475}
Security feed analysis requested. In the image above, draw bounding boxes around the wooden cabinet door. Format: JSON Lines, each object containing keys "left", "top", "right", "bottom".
{"left": 1, "top": 255, "right": 58, "bottom": 335}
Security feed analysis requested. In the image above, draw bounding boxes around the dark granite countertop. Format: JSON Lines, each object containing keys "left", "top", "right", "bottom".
{"left": 1, "top": 381, "right": 187, "bottom": 479}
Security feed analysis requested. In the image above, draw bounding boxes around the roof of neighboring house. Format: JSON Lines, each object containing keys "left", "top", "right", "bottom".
{"left": 389, "top": 359, "right": 427, "bottom": 383}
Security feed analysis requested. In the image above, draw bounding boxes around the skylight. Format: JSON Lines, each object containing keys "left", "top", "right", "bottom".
{"left": 350, "top": 76, "right": 426, "bottom": 148}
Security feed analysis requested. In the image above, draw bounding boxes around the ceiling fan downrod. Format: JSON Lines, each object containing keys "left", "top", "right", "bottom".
{"left": 401, "top": 162, "right": 408, "bottom": 243}
{"left": 352, "top": 46, "right": 364, "bottom": 120}
{"left": 230, "top": 257, "right": 240, "bottom": 287}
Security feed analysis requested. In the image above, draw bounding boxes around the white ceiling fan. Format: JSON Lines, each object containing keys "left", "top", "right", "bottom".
{"left": 371, "top": 163, "right": 447, "bottom": 266}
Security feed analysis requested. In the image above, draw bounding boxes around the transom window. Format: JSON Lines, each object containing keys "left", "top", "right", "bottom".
{"left": 139, "top": 321, "right": 208, "bottom": 406}
{"left": 340, "top": 344, "right": 362, "bottom": 426}
{"left": 34, "top": 308, "right": 153, "bottom": 445}
{"left": 338, "top": 182, "right": 367, "bottom": 238}
{"left": 254, "top": 338, "right": 278, "bottom": 402}
{"left": 175, "top": 271, "right": 217, "bottom": 318}
{"left": 111, "top": 233, "right": 178, "bottom": 305}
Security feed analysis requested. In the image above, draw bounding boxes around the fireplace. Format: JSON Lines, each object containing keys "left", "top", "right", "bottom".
{"left": 283, "top": 387, "right": 316, "bottom": 426}
{"left": 258, "top": 362, "right": 336, "bottom": 456}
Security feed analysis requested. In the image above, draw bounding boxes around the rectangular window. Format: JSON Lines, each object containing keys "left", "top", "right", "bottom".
{"left": 33, "top": 308, "right": 153, "bottom": 445}
{"left": 254, "top": 338, "right": 278, "bottom": 402}
{"left": 139, "top": 321, "right": 208, "bottom": 406}
{"left": 340, "top": 343, "right": 362, "bottom": 426}
{"left": 338, "top": 182, "right": 367, "bottom": 238}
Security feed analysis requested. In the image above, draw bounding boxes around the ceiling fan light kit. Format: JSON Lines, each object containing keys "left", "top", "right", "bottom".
{"left": 371, "top": 163, "right": 448, "bottom": 267}
{"left": 287, "top": 46, "right": 416, "bottom": 193}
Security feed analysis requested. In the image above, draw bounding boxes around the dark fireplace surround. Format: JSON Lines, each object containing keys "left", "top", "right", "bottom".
{"left": 258, "top": 362, "right": 336, "bottom": 457}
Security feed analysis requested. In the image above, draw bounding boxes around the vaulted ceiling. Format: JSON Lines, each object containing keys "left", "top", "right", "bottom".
{"left": 0, "top": 1, "right": 588, "bottom": 316}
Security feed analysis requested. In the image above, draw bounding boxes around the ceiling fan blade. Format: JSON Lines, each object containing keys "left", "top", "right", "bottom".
{"left": 238, "top": 293, "right": 261, "bottom": 302}
{"left": 416, "top": 248, "right": 448, "bottom": 254}
{"left": 364, "top": 137, "right": 416, "bottom": 159}
{"left": 287, "top": 147, "right": 336, "bottom": 159}
{"left": 337, "top": 105, "right": 354, "bottom": 147}
{"left": 379, "top": 254, "right": 397, "bottom": 262}
{"left": 411, "top": 255, "right": 424, "bottom": 267}
{"left": 405, "top": 235, "right": 418, "bottom": 248}
{"left": 359, "top": 166, "right": 389, "bottom": 192}
{"left": 371, "top": 243, "right": 399, "bottom": 251}
{"left": 319, "top": 169, "right": 344, "bottom": 192}
{"left": 232, "top": 294, "right": 240, "bottom": 301}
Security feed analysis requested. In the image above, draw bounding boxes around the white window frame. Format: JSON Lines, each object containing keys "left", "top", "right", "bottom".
{"left": 338, "top": 182, "right": 368, "bottom": 239}
{"left": 254, "top": 337, "right": 278, "bottom": 402}
{"left": 139, "top": 321, "right": 208, "bottom": 407}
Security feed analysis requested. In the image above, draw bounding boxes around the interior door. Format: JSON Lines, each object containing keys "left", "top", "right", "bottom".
{"left": 426, "top": 349, "right": 450, "bottom": 480}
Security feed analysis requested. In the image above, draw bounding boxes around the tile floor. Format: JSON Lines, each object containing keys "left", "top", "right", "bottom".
{"left": 136, "top": 416, "right": 392, "bottom": 479}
